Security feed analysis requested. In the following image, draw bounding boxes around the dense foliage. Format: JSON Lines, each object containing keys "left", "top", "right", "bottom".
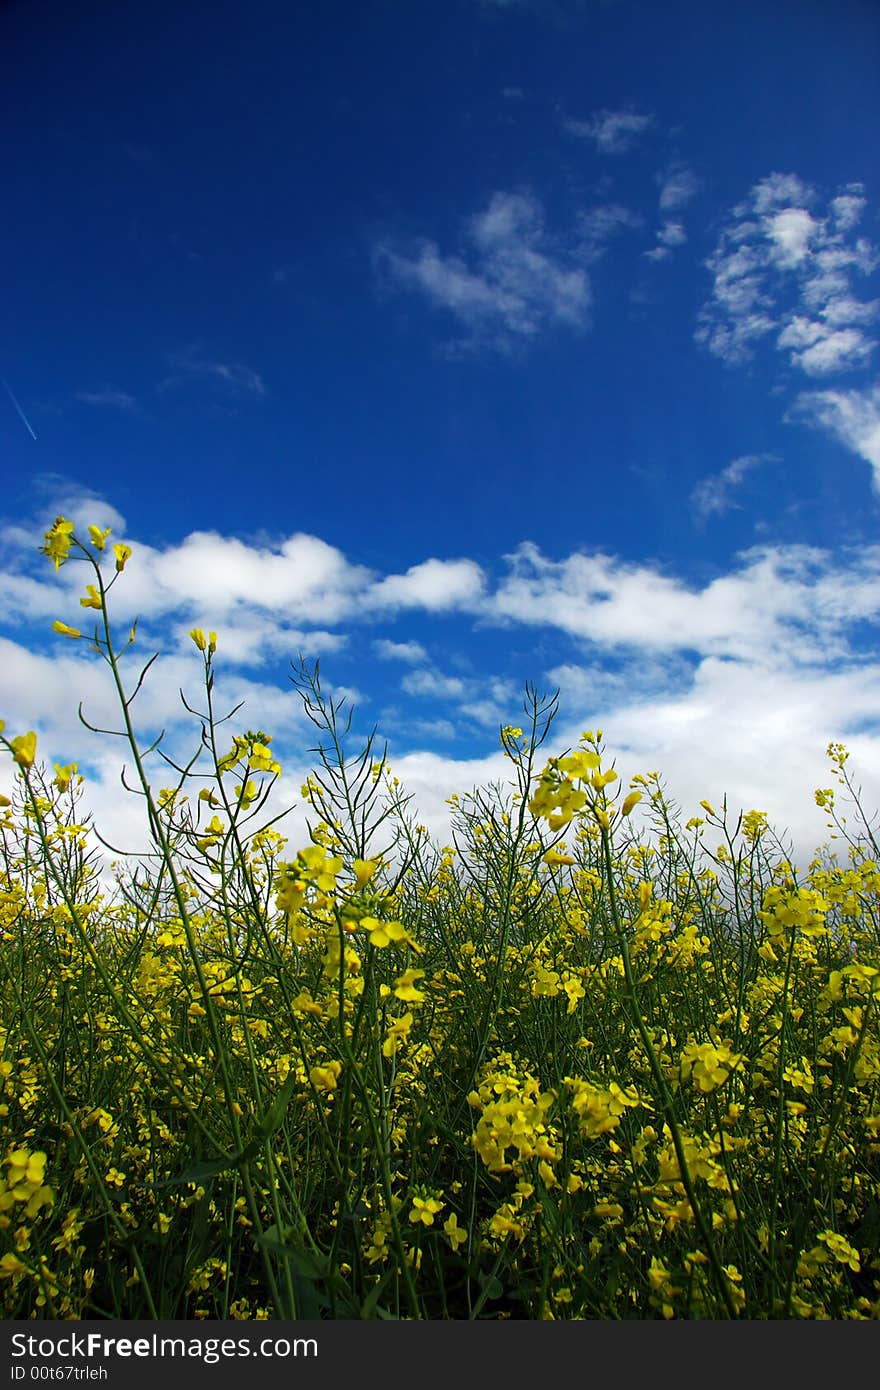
{"left": 1, "top": 519, "right": 878, "bottom": 1319}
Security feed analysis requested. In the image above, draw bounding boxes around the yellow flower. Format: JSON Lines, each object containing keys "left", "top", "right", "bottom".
{"left": 759, "top": 885, "right": 829, "bottom": 939}
{"left": 361, "top": 916, "right": 410, "bottom": 949}
{"left": 113, "top": 542, "right": 132, "bottom": 572}
{"left": 409, "top": 1195, "right": 444, "bottom": 1227}
{"left": 190, "top": 628, "right": 207, "bottom": 651}
{"left": 88, "top": 525, "right": 111, "bottom": 550}
{"left": 621, "top": 790, "right": 642, "bottom": 817}
{"left": 79, "top": 584, "right": 103, "bottom": 610}
{"left": 543, "top": 848, "right": 575, "bottom": 867}
{"left": 309, "top": 1061, "right": 342, "bottom": 1092}
{"left": 558, "top": 751, "right": 601, "bottom": 778}
{"left": 52, "top": 620, "right": 82, "bottom": 639}
{"left": 443, "top": 1213, "right": 468, "bottom": 1250}
{"left": 591, "top": 768, "right": 618, "bottom": 790}
{"left": 249, "top": 742, "right": 280, "bottom": 774}
{"left": 234, "top": 779, "right": 258, "bottom": 808}
{"left": 679, "top": 1040, "right": 743, "bottom": 1093}
{"left": 382, "top": 1012, "right": 414, "bottom": 1057}
{"left": 352, "top": 857, "right": 379, "bottom": 888}
{"left": 11, "top": 732, "right": 37, "bottom": 768}
{"left": 296, "top": 844, "right": 343, "bottom": 892}
{"left": 393, "top": 968, "right": 426, "bottom": 1003}
{"left": 562, "top": 974, "right": 585, "bottom": 1014}
{"left": 818, "top": 1230, "right": 860, "bottom": 1272}
{"left": 53, "top": 762, "right": 79, "bottom": 793}
{"left": 40, "top": 517, "right": 75, "bottom": 570}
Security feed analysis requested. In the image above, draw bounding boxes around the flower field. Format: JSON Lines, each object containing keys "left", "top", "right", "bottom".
{"left": 1, "top": 519, "right": 878, "bottom": 1319}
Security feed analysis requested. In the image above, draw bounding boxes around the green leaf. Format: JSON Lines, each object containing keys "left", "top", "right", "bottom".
{"left": 477, "top": 1271, "right": 505, "bottom": 1300}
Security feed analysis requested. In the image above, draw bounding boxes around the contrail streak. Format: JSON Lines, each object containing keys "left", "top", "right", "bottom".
{"left": 1, "top": 377, "right": 38, "bottom": 440}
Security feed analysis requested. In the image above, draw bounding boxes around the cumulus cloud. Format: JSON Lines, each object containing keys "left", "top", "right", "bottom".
{"left": 368, "top": 557, "right": 486, "bottom": 611}
{"left": 697, "top": 175, "right": 878, "bottom": 373}
{"left": 401, "top": 668, "right": 467, "bottom": 700}
{"left": 376, "top": 190, "right": 590, "bottom": 351}
{"left": 151, "top": 530, "right": 366, "bottom": 624}
{"left": 11, "top": 509, "right": 880, "bottom": 677}
{"left": 488, "top": 539, "right": 880, "bottom": 666}
{"left": 562, "top": 107, "right": 653, "bottom": 155}
{"left": 5, "top": 503, "right": 880, "bottom": 874}
{"left": 1, "top": 518, "right": 488, "bottom": 656}
{"left": 373, "top": 638, "right": 429, "bottom": 663}
{"left": 545, "top": 653, "right": 880, "bottom": 871}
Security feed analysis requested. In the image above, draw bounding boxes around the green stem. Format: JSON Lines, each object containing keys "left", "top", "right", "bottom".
{"left": 599, "top": 823, "right": 738, "bottom": 1319}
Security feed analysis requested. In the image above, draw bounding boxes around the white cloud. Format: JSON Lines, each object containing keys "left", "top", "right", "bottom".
{"left": 171, "top": 615, "right": 346, "bottom": 667}
{"left": 150, "top": 530, "right": 371, "bottom": 624}
{"left": 697, "top": 175, "right": 878, "bottom": 372}
{"left": 162, "top": 346, "right": 267, "bottom": 398}
{"left": 6, "top": 504, "right": 880, "bottom": 877}
{"left": 766, "top": 208, "right": 820, "bottom": 267}
{"left": 563, "top": 107, "right": 653, "bottom": 155}
{"left": 546, "top": 654, "right": 880, "bottom": 871}
{"left": 644, "top": 220, "right": 688, "bottom": 261}
{"left": 778, "top": 321, "right": 875, "bottom": 377}
{"left": 376, "top": 190, "right": 590, "bottom": 351}
{"left": 403, "top": 717, "right": 458, "bottom": 742}
{"left": 489, "top": 539, "right": 880, "bottom": 665}
{"left": 658, "top": 163, "right": 699, "bottom": 212}
{"left": 791, "top": 383, "right": 880, "bottom": 490}
{"left": 751, "top": 172, "right": 815, "bottom": 214}
{"left": 401, "top": 668, "right": 467, "bottom": 699}
{"left": 373, "top": 638, "right": 429, "bottom": 663}
{"left": 690, "top": 454, "right": 776, "bottom": 521}
{"left": 368, "top": 557, "right": 486, "bottom": 611}
{"left": 820, "top": 296, "right": 880, "bottom": 328}
{"left": 657, "top": 222, "right": 687, "bottom": 248}
{"left": 15, "top": 484, "right": 129, "bottom": 543}
{"left": 831, "top": 192, "right": 867, "bottom": 231}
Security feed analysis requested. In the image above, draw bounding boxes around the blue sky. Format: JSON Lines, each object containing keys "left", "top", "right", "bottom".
{"left": 2, "top": 0, "right": 880, "bottom": 866}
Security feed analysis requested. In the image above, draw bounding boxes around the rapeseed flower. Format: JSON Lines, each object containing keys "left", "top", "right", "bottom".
{"left": 88, "top": 525, "right": 111, "bottom": 551}
{"left": 409, "top": 1195, "right": 444, "bottom": 1227}
{"left": 10, "top": 732, "right": 37, "bottom": 769}
{"left": 309, "top": 1061, "right": 342, "bottom": 1092}
{"left": 40, "top": 517, "right": 75, "bottom": 570}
